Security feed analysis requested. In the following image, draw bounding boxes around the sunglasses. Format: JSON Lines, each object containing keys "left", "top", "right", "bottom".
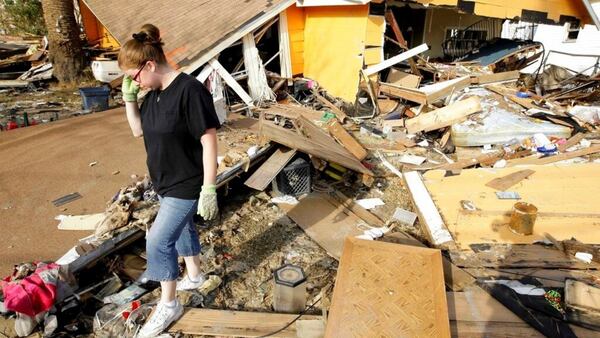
{"left": 132, "top": 62, "right": 147, "bottom": 82}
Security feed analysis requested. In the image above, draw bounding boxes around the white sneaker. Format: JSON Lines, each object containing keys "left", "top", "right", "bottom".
{"left": 137, "top": 300, "right": 183, "bottom": 338}
{"left": 176, "top": 274, "right": 206, "bottom": 291}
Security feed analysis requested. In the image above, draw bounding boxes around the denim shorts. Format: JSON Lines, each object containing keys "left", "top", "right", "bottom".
{"left": 143, "top": 196, "right": 201, "bottom": 282}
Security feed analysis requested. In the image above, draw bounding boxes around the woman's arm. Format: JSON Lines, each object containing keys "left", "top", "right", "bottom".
{"left": 125, "top": 101, "right": 143, "bottom": 137}
{"left": 200, "top": 128, "right": 218, "bottom": 185}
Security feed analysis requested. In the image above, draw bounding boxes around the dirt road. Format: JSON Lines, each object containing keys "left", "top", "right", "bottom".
{"left": 0, "top": 107, "right": 147, "bottom": 276}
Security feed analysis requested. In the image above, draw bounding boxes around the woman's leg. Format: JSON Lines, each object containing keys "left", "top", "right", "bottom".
{"left": 145, "top": 196, "right": 197, "bottom": 295}
{"left": 175, "top": 207, "right": 204, "bottom": 281}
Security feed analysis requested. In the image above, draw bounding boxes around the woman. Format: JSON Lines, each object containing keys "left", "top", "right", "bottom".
{"left": 118, "top": 24, "right": 220, "bottom": 337}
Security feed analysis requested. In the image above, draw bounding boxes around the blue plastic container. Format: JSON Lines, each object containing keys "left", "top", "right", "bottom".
{"left": 79, "top": 86, "right": 110, "bottom": 112}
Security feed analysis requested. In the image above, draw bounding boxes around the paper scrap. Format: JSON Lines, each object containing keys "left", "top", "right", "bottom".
{"left": 392, "top": 208, "right": 417, "bottom": 225}
{"left": 398, "top": 154, "right": 427, "bottom": 166}
{"left": 495, "top": 191, "right": 521, "bottom": 200}
{"left": 355, "top": 198, "right": 385, "bottom": 210}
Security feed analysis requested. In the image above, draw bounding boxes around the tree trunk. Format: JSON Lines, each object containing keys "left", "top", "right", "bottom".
{"left": 41, "top": 0, "right": 85, "bottom": 83}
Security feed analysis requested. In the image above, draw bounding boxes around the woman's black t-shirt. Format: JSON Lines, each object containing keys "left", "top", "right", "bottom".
{"left": 139, "top": 73, "right": 221, "bottom": 199}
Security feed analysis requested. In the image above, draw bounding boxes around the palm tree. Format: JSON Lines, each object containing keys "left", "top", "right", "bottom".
{"left": 41, "top": 0, "right": 84, "bottom": 83}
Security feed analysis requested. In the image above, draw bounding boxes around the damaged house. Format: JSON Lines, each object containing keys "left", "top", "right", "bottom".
{"left": 2, "top": 0, "right": 600, "bottom": 337}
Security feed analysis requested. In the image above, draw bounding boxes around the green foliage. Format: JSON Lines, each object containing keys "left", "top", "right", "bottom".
{"left": 0, "top": 0, "right": 47, "bottom": 36}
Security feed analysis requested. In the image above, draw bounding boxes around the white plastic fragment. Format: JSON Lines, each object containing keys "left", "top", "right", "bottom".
{"left": 575, "top": 252, "right": 593, "bottom": 264}
{"left": 392, "top": 208, "right": 418, "bottom": 225}
{"left": 271, "top": 195, "right": 299, "bottom": 205}
{"left": 355, "top": 198, "right": 385, "bottom": 210}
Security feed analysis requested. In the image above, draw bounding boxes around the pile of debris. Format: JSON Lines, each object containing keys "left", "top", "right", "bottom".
{"left": 3, "top": 1, "right": 600, "bottom": 337}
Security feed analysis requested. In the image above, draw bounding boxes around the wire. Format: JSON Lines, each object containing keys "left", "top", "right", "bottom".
{"left": 256, "top": 295, "right": 322, "bottom": 338}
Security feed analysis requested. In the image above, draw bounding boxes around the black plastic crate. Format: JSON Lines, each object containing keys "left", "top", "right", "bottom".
{"left": 273, "top": 157, "right": 311, "bottom": 196}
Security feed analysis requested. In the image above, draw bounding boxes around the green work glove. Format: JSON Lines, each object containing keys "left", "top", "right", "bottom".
{"left": 121, "top": 75, "right": 140, "bottom": 102}
{"left": 197, "top": 184, "right": 218, "bottom": 220}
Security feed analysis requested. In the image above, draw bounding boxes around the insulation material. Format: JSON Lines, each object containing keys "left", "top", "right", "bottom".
{"left": 303, "top": 5, "right": 369, "bottom": 101}
{"left": 242, "top": 34, "right": 276, "bottom": 105}
{"left": 422, "top": 164, "right": 600, "bottom": 249}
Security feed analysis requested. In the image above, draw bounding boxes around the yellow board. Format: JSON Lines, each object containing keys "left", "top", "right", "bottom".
{"left": 365, "top": 15, "right": 385, "bottom": 47}
{"left": 286, "top": 5, "right": 305, "bottom": 76}
{"left": 364, "top": 47, "right": 383, "bottom": 66}
{"left": 422, "top": 164, "right": 600, "bottom": 248}
{"left": 416, "top": 0, "right": 590, "bottom": 23}
{"left": 78, "top": 0, "right": 119, "bottom": 48}
{"left": 303, "top": 5, "right": 369, "bottom": 102}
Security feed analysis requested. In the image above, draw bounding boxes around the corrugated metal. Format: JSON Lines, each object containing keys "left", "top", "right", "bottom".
{"left": 82, "top": 0, "right": 292, "bottom": 68}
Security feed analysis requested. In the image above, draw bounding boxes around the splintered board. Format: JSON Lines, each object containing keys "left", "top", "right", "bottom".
{"left": 422, "top": 164, "right": 600, "bottom": 248}
{"left": 325, "top": 238, "right": 450, "bottom": 338}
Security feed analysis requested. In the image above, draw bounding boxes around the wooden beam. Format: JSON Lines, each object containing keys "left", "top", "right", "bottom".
{"left": 485, "top": 169, "right": 536, "bottom": 191}
{"left": 312, "top": 90, "right": 347, "bottom": 122}
{"left": 169, "top": 308, "right": 319, "bottom": 337}
{"left": 403, "top": 171, "right": 455, "bottom": 249}
{"left": 364, "top": 43, "right": 429, "bottom": 76}
{"left": 278, "top": 11, "right": 293, "bottom": 84}
{"left": 379, "top": 82, "right": 427, "bottom": 105}
{"left": 208, "top": 58, "right": 254, "bottom": 107}
{"left": 385, "top": 10, "right": 421, "bottom": 77}
{"left": 405, "top": 96, "right": 482, "bottom": 134}
{"left": 182, "top": 0, "right": 296, "bottom": 74}
{"left": 327, "top": 119, "right": 368, "bottom": 161}
{"left": 471, "top": 70, "right": 520, "bottom": 85}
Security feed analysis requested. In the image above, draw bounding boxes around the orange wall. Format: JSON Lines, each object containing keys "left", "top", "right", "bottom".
{"left": 287, "top": 5, "right": 305, "bottom": 75}
{"left": 79, "top": 0, "right": 119, "bottom": 48}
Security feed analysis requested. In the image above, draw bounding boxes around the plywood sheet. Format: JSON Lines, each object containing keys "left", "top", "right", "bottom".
{"left": 423, "top": 164, "right": 600, "bottom": 248}
{"left": 169, "top": 308, "right": 319, "bottom": 337}
{"left": 279, "top": 193, "right": 364, "bottom": 259}
{"left": 365, "top": 15, "right": 385, "bottom": 47}
{"left": 303, "top": 5, "right": 368, "bottom": 101}
{"left": 325, "top": 238, "right": 450, "bottom": 337}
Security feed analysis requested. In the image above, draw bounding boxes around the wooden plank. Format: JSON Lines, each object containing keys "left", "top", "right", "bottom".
{"left": 379, "top": 82, "right": 427, "bottom": 104}
{"left": 384, "top": 10, "right": 421, "bottom": 76}
{"left": 424, "top": 164, "right": 600, "bottom": 249}
{"left": 208, "top": 58, "right": 254, "bottom": 107}
{"left": 507, "top": 145, "right": 600, "bottom": 166}
{"left": 403, "top": 171, "right": 455, "bottom": 248}
{"left": 328, "top": 190, "right": 384, "bottom": 227}
{"left": 485, "top": 169, "right": 535, "bottom": 191}
{"left": 278, "top": 11, "right": 293, "bottom": 82}
{"left": 363, "top": 43, "right": 429, "bottom": 76}
{"left": 386, "top": 68, "right": 421, "bottom": 88}
{"left": 279, "top": 193, "right": 364, "bottom": 259}
{"left": 326, "top": 119, "right": 367, "bottom": 161}
{"left": 447, "top": 290, "right": 522, "bottom": 323}
{"left": 0, "top": 80, "right": 29, "bottom": 88}
{"left": 558, "top": 132, "right": 585, "bottom": 152}
{"left": 471, "top": 70, "right": 520, "bottom": 85}
{"left": 325, "top": 238, "right": 450, "bottom": 338}
{"left": 244, "top": 147, "right": 297, "bottom": 191}
{"left": 464, "top": 267, "right": 600, "bottom": 288}
{"left": 420, "top": 76, "right": 471, "bottom": 104}
{"left": 169, "top": 308, "right": 319, "bottom": 337}
{"left": 565, "top": 279, "right": 600, "bottom": 329}
{"left": 259, "top": 113, "right": 372, "bottom": 175}
{"left": 311, "top": 90, "right": 347, "bottom": 122}
{"left": 450, "top": 244, "right": 600, "bottom": 269}
{"left": 405, "top": 96, "right": 482, "bottom": 134}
